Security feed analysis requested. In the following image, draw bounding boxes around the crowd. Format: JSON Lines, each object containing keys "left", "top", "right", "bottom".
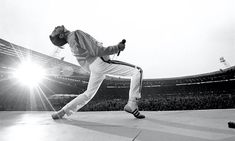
{"left": 50, "top": 93, "right": 235, "bottom": 111}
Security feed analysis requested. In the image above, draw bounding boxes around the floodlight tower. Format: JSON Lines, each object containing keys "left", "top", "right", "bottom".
{"left": 220, "top": 57, "right": 230, "bottom": 69}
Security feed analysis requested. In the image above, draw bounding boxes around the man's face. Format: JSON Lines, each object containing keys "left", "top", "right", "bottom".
{"left": 51, "top": 25, "right": 65, "bottom": 37}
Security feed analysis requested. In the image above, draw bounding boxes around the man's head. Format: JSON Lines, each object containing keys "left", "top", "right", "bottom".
{"left": 49, "top": 25, "right": 69, "bottom": 48}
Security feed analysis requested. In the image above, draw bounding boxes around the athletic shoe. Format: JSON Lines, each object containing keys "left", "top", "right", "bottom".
{"left": 51, "top": 109, "right": 65, "bottom": 120}
{"left": 124, "top": 104, "right": 145, "bottom": 119}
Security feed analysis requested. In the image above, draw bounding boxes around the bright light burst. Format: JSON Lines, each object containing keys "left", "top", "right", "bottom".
{"left": 13, "top": 60, "right": 46, "bottom": 87}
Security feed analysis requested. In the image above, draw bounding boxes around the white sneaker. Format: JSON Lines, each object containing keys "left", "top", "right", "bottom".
{"left": 51, "top": 109, "right": 65, "bottom": 120}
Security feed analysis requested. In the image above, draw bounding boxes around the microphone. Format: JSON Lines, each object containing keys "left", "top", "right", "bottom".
{"left": 117, "top": 39, "right": 126, "bottom": 56}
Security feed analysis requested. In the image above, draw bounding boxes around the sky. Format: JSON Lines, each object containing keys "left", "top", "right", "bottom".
{"left": 0, "top": 0, "right": 234, "bottom": 78}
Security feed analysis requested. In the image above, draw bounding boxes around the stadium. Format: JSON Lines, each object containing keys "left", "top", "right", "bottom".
{"left": 0, "top": 38, "right": 235, "bottom": 141}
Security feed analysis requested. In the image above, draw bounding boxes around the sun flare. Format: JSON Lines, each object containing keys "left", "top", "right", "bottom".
{"left": 13, "top": 60, "right": 46, "bottom": 87}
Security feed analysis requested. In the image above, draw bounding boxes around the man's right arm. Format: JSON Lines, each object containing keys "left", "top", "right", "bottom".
{"left": 75, "top": 30, "right": 125, "bottom": 57}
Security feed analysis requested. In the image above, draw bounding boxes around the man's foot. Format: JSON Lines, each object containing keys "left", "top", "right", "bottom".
{"left": 124, "top": 104, "right": 145, "bottom": 119}
{"left": 51, "top": 109, "right": 66, "bottom": 120}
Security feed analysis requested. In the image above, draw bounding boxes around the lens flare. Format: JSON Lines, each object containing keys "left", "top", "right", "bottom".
{"left": 13, "top": 61, "right": 45, "bottom": 87}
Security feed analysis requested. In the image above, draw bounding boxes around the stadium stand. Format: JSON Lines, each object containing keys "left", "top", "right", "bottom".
{"left": 0, "top": 38, "right": 234, "bottom": 111}
{"left": 0, "top": 38, "right": 89, "bottom": 110}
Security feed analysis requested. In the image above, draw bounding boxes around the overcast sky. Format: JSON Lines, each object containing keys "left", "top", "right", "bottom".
{"left": 0, "top": 0, "right": 234, "bottom": 78}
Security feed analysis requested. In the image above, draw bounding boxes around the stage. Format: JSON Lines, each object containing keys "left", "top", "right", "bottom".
{"left": 0, "top": 109, "right": 235, "bottom": 141}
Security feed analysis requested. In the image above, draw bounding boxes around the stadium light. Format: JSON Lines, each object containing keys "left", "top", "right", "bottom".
{"left": 13, "top": 60, "right": 46, "bottom": 88}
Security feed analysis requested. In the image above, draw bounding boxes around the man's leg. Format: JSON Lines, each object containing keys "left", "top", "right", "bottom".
{"left": 98, "top": 58, "right": 145, "bottom": 119}
{"left": 52, "top": 72, "right": 105, "bottom": 119}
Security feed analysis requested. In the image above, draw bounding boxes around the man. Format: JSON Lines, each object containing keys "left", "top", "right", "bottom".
{"left": 49, "top": 25, "right": 145, "bottom": 119}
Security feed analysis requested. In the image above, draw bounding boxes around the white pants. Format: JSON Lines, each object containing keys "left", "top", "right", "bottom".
{"left": 62, "top": 57, "right": 143, "bottom": 116}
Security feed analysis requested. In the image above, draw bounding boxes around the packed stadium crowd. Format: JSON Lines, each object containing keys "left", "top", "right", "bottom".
{"left": 50, "top": 92, "right": 234, "bottom": 111}
{"left": 0, "top": 67, "right": 234, "bottom": 111}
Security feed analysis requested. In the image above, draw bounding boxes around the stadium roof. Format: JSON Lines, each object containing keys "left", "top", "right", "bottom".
{"left": 145, "top": 66, "right": 235, "bottom": 81}
{"left": 0, "top": 38, "right": 89, "bottom": 77}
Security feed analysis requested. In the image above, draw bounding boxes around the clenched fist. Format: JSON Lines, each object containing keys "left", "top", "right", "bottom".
{"left": 118, "top": 41, "right": 125, "bottom": 51}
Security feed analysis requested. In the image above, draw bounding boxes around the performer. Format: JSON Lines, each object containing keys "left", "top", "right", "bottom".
{"left": 49, "top": 25, "right": 145, "bottom": 119}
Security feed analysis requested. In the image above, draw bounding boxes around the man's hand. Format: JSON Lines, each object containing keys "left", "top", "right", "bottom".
{"left": 118, "top": 42, "right": 125, "bottom": 51}
{"left": 118, "top": 41, "right": 125, "bottom": 51}
{"left": 117, "top": 39, "right": 126, "bottom": 56}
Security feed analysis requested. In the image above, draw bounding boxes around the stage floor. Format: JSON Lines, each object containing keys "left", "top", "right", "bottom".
{"left": 0, "top": 109, "right": 235, "bottom": 141}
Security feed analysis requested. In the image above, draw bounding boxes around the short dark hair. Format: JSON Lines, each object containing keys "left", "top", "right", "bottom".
{"left": 49, "top": 34, "right": 67, "bottom": 47}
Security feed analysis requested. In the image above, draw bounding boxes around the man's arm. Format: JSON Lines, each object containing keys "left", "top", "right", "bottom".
{"left": 75, "top": 30, "right": 125, "bottom": 57}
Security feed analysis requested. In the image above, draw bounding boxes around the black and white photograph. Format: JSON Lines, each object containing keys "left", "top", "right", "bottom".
{"left": 0, "top": 0, "right": 235, "bottom": 140}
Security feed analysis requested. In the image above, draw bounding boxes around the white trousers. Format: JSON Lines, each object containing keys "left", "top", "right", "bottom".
{"left": 62, "top": 57, "right": 143, "bottom": 116}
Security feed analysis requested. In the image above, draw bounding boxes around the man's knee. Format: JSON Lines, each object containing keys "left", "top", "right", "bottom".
{"left": 135, "top": 66, "right": 143, "bottom": 78}
{"left": 137, "top": 66, "right": 143, "bottom": 74}
{"left": 76, "top": 93, "right": 91, "bottom": 102}
{"left": 84, "top": 93, "right": 93, "bottom": 100}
